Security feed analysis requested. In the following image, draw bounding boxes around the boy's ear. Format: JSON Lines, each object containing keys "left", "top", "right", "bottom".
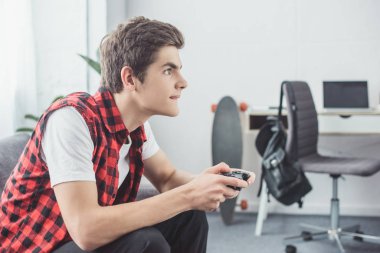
{"left": 120, "top": 66, "right": 135, "bottom": 91}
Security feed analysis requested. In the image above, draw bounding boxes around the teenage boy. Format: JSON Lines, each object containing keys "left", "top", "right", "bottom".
{"left": 0, "top": 17, "right": 254, "bottom": 253}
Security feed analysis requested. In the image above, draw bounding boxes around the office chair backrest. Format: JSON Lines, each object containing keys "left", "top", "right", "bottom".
{"left": 283, "top": 81, "right": 319, "bottom": 161}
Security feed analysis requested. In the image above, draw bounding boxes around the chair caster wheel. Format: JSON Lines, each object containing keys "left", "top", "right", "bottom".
{"left": 285, "top": 244, "right": 297, "bottom": 253}
{"left": 354, "top": 230, "right": 364, "bottom": 242}
{"left": 301, "top": 231, "right": 313, "bottom": 241}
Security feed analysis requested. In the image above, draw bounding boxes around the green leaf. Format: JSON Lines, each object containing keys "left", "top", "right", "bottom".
{"left": 24, "top": 114, "right": 40, "bottom": 122}
{"left": 78, "top": 54, "right": 101, "bottom": 74}
{"left": 16, "top": 127, "right": 34, "bottom": 132}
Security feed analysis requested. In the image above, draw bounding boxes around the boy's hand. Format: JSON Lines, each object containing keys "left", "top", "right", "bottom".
{"left": 185, "top": 163, "right": 255, "bottom": 212}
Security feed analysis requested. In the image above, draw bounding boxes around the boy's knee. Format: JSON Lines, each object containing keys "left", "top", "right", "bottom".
{"left": 187, "top": 210, "right": 209, "bottom": 232}
{"left": 135, "top": 228, "right": 170, "bottom": 253}
{"left": 103, "top": 228, "right": 169, "bottom": 253}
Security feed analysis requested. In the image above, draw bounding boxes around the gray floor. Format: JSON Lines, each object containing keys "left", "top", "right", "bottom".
{"left": 206, "top": 212, "right": 380, "bottom": 253}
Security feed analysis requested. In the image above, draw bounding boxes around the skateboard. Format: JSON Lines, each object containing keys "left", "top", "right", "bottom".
{"left": 211, "top": 96, "right": 244, "bottom": 225}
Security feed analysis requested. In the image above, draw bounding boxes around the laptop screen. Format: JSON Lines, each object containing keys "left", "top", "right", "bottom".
{"left": 323, "top": 81, "right": 369, "bottom": 109}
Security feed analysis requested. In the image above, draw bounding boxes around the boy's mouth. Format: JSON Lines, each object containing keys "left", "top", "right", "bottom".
{"left": 170, "top": 95, "right": 180, "bottom": 100}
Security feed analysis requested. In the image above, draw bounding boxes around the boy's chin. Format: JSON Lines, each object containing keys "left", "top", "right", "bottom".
{"left": 167, "top": 111, "right": 180, "bottom": 117}
{"left": 161, "top": 109, "right": 180, "bottom": 117}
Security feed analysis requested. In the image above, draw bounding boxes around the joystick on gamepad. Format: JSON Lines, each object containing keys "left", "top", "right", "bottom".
{"left": 221, "top": 170, "right": 251, "bottom": 191}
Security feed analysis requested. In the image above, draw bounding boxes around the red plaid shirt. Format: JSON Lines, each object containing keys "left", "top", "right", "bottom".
{"left": 0, "top": 87, "right": 146, "bottom": 253}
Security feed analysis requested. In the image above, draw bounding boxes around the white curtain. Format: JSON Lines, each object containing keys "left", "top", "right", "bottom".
{"left": 0, "top": 0, "right": 37, "bottom": 138}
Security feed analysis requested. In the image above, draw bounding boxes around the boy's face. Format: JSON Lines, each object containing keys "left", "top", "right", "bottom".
{"left": 134, "top": 46, "right": 187, "bottom": 117}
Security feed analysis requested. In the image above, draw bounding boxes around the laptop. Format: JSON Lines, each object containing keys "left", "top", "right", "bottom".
{"left": 322, "top": 81, "right": 373, "bottom": 112}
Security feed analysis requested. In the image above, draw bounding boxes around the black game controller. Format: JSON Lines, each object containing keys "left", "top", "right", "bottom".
{"left": 221, "top": 171, "right": 251, "bottom": 191}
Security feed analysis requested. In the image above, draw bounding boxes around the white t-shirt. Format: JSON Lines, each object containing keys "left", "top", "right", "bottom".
{"left": 41, "top": 107, "right": 159, "bottom": 188}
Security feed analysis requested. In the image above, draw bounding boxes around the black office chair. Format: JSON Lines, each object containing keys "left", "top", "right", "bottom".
{"left": 282, "top": 81, "right": 380, "bottom": 253}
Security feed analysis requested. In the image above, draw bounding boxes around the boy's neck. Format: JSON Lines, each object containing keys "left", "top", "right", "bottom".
{"left": 113, "top": 92, "right": 149, "bottom": 133}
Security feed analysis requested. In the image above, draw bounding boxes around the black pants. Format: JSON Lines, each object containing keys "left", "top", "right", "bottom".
{"left": 53, "top": 210, "right": 208, "bottom": 253}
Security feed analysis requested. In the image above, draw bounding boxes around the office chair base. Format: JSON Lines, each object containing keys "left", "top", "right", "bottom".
{"left": 284, "top": 223, "right": 380, "bottom": 253}
{"left": 285, "top": 244, "right": 297, "bottom": 253}
{"left": 284, "top": 176, "right": 380, "bottom": 252}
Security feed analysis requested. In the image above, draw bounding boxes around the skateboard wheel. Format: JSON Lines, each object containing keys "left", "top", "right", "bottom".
{"left": 240, "top": 199, "right": 248, "bottom": 210}
{"left": 285, "top": 244, "right": 297, "bottom": 253}
{"left": 239, "top": 102, "right": 248, "bottom": 112}
{"left": 211, "top": 103, "right": 217, "bottom": 112}
{"left": 353, "top": 230, "right": 364, "bottom": 242}
{"left": 301, "top": 231, "right": 313, "bottom": 241}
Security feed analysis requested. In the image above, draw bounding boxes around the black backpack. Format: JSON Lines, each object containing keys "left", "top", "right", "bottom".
{"left": 255, "top": 82, "right": 312, "bottom": 207}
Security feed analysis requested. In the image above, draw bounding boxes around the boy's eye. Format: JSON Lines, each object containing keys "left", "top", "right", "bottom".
{"left": 163, "top": 68, "right": 172, "bottom": 75}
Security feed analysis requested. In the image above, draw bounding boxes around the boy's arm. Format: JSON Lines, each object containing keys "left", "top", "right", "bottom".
{"left": 53, "top": 163, "right": 249, "bottom": 251}
{"left": 53, "top": 180, "right": 190, "bottom": 251}
{"left": 143, "top": 149, "right": 255, "bottom": 193}
{"left": 143, "top": 149, "right": 193, "bottom": 192}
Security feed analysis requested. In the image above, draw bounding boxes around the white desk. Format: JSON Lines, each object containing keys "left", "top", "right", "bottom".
{"left": 244, "top": 109, "right": 380, "bottom": 134}
{"left": 318, "top": 110, "right": 380, "bottom": 135}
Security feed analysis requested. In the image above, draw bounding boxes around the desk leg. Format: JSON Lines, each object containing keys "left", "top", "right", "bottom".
{"left": 255, "top": 182, "right": 268, "bottom": 236}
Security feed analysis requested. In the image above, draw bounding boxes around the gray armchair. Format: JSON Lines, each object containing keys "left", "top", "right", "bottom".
{"left": 0, "top": 133, "right": 30, "bottom": 193}
{"left": 282, "top": 81, "right": 380, "bottom": 252}
{"left": 0, "top": 133, "right": 158, "bottom": 200}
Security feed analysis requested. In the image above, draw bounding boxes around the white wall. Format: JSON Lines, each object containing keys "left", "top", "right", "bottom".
{"left": 125, "top": 0, "right": 380, "bottom": 216}
{"left": 32, "top": 0, "right": 107, "bottom": 111}
{"left": 0, "top": 1, "right": 37, "bottom": 137}
{"left": 32, "top": 0, "right": 87, "bottom": 111}
{"left": 31, "top": 0, "right": 380, "bottom": 216}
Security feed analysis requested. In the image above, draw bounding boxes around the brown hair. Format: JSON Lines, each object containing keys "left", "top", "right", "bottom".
{"left": 99, "top": 16, "right": 184, "bottom": 93}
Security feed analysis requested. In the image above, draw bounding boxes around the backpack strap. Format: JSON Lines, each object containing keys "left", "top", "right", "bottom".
{"left": 257, "top": 164, "right": 265, "bottom": 197}
{"left": 256, "top": 164, "right": 272, "bottom": 204}
{"left": 257, "top": 83, "right": 287, "bottom": 198}
{"left": 278, "top": 82, "right": 285, "bottom": 118}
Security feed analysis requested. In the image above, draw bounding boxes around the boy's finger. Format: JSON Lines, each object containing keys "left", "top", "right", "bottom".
{"left": 207, "top": 162, "right": 231, "bottom": 174}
